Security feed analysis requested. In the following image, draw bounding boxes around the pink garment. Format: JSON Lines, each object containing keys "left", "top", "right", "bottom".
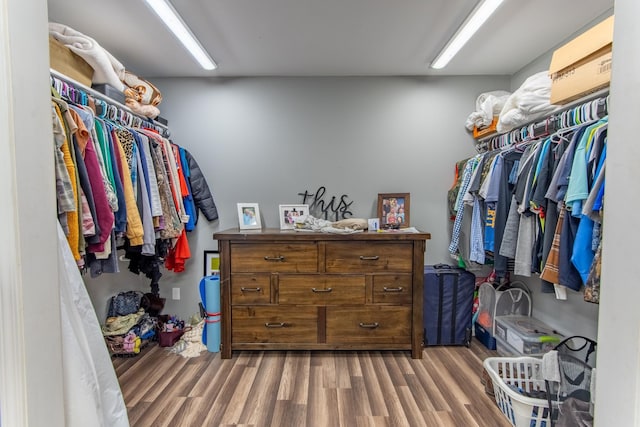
{"left": 80, "top": 189, "right": 96, "bottom": 238}
{"left": 84, "top": 138, "right": 115, "bottom": 253}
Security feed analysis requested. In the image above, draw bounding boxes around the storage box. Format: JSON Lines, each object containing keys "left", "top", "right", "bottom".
{"left": 549, "top": 15, "right": 614, "bottom": 105}
{"left": 494, "top": 315, "right": 563, "bottom": 356}
{"left": 495, "top": 335, "right": 523, "bottom": 357}
{"left": 92, "top": 83, "right": 126, "bottom": 105}
{"left": 155, "top": 115, "right": 169, "bottom": 126}
{"left": 474, "top": 322, "right": 497, "bottom": 350}
{"left": 472, "top": 117, "right": 498, "bottom": 139}
{"left": 49, "top": 36, "right": 93, "bottom": 87}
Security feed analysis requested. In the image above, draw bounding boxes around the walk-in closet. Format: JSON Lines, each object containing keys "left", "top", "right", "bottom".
{"left": 2, "top": 0, "right": 639, "bottom": 426}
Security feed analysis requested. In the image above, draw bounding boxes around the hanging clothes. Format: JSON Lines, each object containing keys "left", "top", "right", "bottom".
{"left": 449, "top": 155, "right": 481, "bottom": 256}
{"left": 493, "top": 150, "right": 523, "bottom": 278}
{"left": 452, "top": 94, "right": 608, "bottom": 301}
{"left": 50, "top": 75, "right": 219, "bottom": 291}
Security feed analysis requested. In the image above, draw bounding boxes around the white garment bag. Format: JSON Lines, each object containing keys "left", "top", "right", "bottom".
{"left": 57, "top": 222, "right": 129, "bottom": 427}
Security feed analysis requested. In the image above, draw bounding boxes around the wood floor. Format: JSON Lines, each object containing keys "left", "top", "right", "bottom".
{"left": 113, "top": 339, "right": 511, "bottom": 427}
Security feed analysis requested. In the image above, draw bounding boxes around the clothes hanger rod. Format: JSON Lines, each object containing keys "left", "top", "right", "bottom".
{"left": 477, "top": 88, "right": 610, "bottom": 151}
{"left": 50, "top": 68, "right": 170, "bottom": 135}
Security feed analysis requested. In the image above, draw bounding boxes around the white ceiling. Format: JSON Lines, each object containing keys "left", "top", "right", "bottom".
{"left": 46, "top": 0, "right": 614, "bottom": 78}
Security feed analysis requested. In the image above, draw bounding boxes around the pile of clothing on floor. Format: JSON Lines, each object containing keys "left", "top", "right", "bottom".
{"left": 101, "top": 291, "right": 157, "bottom": 357}
{"left": 165, "top": 314, "right": 208, "bottom": 358}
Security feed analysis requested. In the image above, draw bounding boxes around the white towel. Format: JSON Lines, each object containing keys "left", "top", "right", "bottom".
{"left": 465, "top": 90, "right": 511, "bottom": 130}
{"left": 497, "top": 71, "right": 559, "bottom": 133}
{"left": 49, "top": 22, "right": 125, "bottom": 91}
{"left": 542, "top": 350, "right": 561, "bottom": 383}
{"left": 590, "top": 367, "right": 596, "bottom": 405}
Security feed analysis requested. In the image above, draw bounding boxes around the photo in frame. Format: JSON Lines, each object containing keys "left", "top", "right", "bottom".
{"left": 203, "top": 250, "right": 220, "bottom": 276}
{"left": 377, "top": 193, "right": 410, "bottom": 228}
{"left": 237, "top": 203, "right": 262, "bottom": 230}
{"left": 279, "top": 204, "right": 309, "bottom": 230}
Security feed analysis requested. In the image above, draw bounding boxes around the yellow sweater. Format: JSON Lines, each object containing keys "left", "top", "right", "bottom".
{"left": 53, "top": 102, "right": 81, "bottom": 261}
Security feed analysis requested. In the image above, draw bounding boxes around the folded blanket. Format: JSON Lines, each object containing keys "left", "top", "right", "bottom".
{"left": 123, "top": 71, "right": 163, "bottom": 106}
{"left": 49, "top": 22, "right": 125, "bottom": 91}
{"left": 465, "top": 90, "right": 511, "bottom": 130}
{"left": 125, "top": 98, "right": 160, "bottom": 119}
{"left": 294, "top": 215, "right": 364, "bottom": 234}
{"left": 497, "top": 71, "right": 559, "bottom": 133}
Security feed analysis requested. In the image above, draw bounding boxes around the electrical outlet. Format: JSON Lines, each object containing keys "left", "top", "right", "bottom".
{"left": 172, "top": 287, "right": 180, "bottom": 300}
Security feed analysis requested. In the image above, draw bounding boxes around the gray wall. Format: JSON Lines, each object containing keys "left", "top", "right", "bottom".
{"left": 82, "top": 75, "right": 510, "bottom": 321}
{"left": 85, "top": 71, "right": 601, "bottom": 343}
{"left": 83, "top": 10, "right": 612, "bottom": 350}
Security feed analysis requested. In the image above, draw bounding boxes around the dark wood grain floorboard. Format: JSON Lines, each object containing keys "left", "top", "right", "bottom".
{"left": 113, "top": 342, "right": 512, "bottom": 427}
{"left": 238, "top": 352, "right": 284, "bottom": 426}
{"left": 370, "top": 353, "right": 410, "bottom": 425}
{"left": 348, "top": 374, "right": 373, "bottom": 418}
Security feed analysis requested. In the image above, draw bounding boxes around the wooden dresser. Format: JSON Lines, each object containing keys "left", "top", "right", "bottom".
{"left": 213, "top": 228, "right": 431, "bottom": 359}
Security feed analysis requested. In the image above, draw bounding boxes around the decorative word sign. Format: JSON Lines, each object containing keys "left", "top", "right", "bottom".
{"left": 298, "top": 186, "right": 353, "bottom": 221}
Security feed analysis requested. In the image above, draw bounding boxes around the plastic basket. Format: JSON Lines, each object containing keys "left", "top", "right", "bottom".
{"left": 483, "top": 356, "right": 554, "bottom": 427}
{"left": 475, "top": 281, "right": 531, "bottom": 336}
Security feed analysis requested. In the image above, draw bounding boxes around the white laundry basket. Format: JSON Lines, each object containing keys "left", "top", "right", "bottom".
{"left": 483, "top": 356, "right": 554, "bottom": 427}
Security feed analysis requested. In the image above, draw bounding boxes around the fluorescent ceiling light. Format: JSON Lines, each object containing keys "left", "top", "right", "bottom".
{"left": 144, "top": 0, "right": 217, "bottom": 70}
{"left": 430, "top": 0, "right": 505, "bottom": 69}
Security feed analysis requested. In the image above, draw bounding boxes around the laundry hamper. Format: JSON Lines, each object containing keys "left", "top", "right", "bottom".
{"left": 475, "top": 281, "right": 531, "bottom": 350}
{"left": 483, "top": 356, "right": 553, "bottom": 427}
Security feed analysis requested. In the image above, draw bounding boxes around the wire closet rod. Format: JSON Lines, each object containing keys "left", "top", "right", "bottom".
{"left": 50, "top": 68, "right": 170, "bottom": 137}
{"left": 476, "top": 88, "right": 609, "bottom": 153}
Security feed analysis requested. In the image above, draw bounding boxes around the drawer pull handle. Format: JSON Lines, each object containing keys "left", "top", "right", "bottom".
{"left": 359, "top": 255, "right": 380, "bottom": 261}
{"left": 383, "top": 286, "right": 404, "bottom": 292}
{"left": 265, "top": 322, "right": 286, "bottom": 328}
{"left": 359, "top": 322, "right": 380, "bottom": 329}
{"left": 240, "top": 287, "right": 262, "bottom": 292}
{"left": 264, "top": 256, "right": 285, "bottom": 262}
{"left": 311, "top": 287, "right": 333, "bottom": 293}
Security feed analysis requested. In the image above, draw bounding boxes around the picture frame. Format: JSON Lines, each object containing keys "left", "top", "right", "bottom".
{"left": 278, "top": 204, "right": 309, "bottom": 230}
{"left": 204, "top": 250, "right": 220, "bottom": 276}
{"left": 377, "top": 193, "right": 410, "bottom": 228}
{"left": 237, "top": 203, "right": 262, "bottom": 230}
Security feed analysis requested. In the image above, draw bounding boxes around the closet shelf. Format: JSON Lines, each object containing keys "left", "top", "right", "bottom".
{"left": 475, "top": 87, "right": 609, "bottom": 153}
{"left": 50, "top": 68, "right": 170, "bottom": 137}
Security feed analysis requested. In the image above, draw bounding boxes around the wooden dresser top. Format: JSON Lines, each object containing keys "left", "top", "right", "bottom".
{"left": 214, "top": 228, "right": 431, "bottom": 242}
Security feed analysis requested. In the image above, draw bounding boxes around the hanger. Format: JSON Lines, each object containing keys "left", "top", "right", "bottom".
{"left": 50, "top": 70, "right": 171, "bottom": 138}
{"left": 475, "top": 92, "right": 609, "bottom": 155}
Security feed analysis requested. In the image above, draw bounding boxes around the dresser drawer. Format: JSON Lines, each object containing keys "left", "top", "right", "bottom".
{"left": 232, "top": 306, "right": 318, "bottom": 343}
{"left": 325, "top": 306, "right": 411, "bottom": 344}
{"left": 231, "top": 273, "right": 271, "bottom": 305}
{"left": 231, "top": 243, "right": 317, "bottom": 273}
{"left": 278, "top": 274, "right": 365, "bottom": 305}
{"left": 324, "top": 242, "right": 413, "bottom": 273}
{"left": 372, "top": 274, "right": 413, "bottom": 304}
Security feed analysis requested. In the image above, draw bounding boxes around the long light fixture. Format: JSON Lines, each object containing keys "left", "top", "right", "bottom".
{"left": 144, "top": 0, "right": 217, "bottom": 70}
{"left": 430, "top": 0, "right": 505, "bottom": 69}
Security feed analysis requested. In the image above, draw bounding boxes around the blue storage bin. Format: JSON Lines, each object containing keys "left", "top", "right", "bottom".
{"left": 475, "top": 321, "right": 497, "bottom": 350}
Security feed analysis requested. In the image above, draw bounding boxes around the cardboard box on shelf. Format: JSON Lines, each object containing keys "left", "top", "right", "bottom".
{"left": 49, "top": 36, "right": 94, "bottom": 87}
{"left": 549, "top": 15, "right": 614, "bottom": 105}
